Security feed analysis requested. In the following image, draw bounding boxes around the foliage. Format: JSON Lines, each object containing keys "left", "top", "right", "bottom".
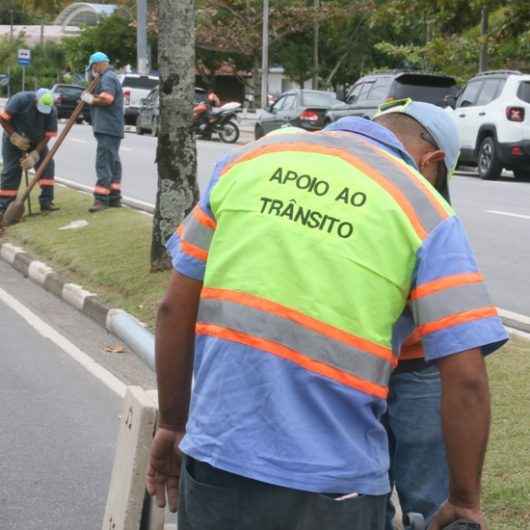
{"left": 62, "top": 13, "right": 137, "bottom": 72}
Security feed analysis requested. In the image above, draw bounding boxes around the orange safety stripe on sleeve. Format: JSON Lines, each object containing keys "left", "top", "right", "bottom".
{"left": 201, "top": 287, "right": 396, "bottom": 366}
{"left": 99, "top": 92, "right": 115, "bottom": 104}
{"left": 0, "top": 189, "right": 18, "bottom": 197}
{"left": 94, "top": 186, "right": 111, "bottom": 196}
{"left": 193, "top": 205, "right": 217, "bottom": 230}
{"left": 45, "top": 131, "right": 58, "bottom": 139}
{"left": 400, "top": 341, "right": 424, "bottom": 361}
{"left": 416, "top": 306, "right": 498, "bottom": 338}
{"left": 111, "top": 182, "right": 121, "bottom": 190}
{"left": 196, "top": 323, "right": 389, "bottom": 399}
{"left": 39, "top": 179, "right": 54, "bottom": 187}
{"left": 221, "top": 142, "right": 428, "bottom": 240}
{"left": 0, "top": 111, "right": 11, "bottom": 121}
{"left": 176, "top": 224, "right": 208, "bottom": 261}
{"left": 410, "top": 272, "right": 484, "bottom": 300}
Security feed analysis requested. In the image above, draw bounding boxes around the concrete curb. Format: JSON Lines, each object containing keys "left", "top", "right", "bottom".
{"left": 0, "top": 241, "right": 156, "bottom": 370}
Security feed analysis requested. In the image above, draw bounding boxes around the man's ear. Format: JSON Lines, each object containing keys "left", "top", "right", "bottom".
{"left": 420, "top": 150, "right": 445, "bottom": 169}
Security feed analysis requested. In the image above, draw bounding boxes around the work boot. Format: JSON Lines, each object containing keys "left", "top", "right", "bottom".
{"left": 40, "top": 202, "right": 60, "bottom": 213}
{"left": 109, "top": 198, "right": 122, "bottom": 208}
{"left": 88, "top": 201, "right": 109, "bottom": 213}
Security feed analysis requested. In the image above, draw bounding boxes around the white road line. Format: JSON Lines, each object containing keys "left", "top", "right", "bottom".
{"left": 486, "top": 209, "right": 530, "bottom": 220}
{"left": 0, "top": 287, "right": 126, "bottom": 398}
{"left": 68, "top": 138, "right": 89, "bottom": 144}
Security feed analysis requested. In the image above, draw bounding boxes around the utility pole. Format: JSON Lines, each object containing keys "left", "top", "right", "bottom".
{"left": 312, "top": 0, "right": 320, "bottom": 89}
{"left": 260, "top": 0, "right": 269, "bottom": 109}
{"left": 8, "top": 7, "right": 14, "bottom": 97}
{"left": 137, "top": 0, "right": 149, "bottom": 74}
{"left": 479, "top": 6, "right": 489, "bottom": 72}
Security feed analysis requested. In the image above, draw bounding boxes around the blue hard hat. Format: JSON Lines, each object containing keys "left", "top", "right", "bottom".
{"left": 88, "top": 51, "right": 110, "bottom": 66}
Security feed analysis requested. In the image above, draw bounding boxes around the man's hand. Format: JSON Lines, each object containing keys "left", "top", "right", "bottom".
{"left": 429, "top": 500, "right": 487, "bottom": 529}
{"left": 20, "top": 150, "right": 39, "bottom": 170}
{"left": 81, "top": 91, "right": 95, "bottom": 105}
{"left": 145, "top": 428, "right": 185, "bottom": 513}
{"left": 10, "top": 132, "right": 31, "bottom": 151}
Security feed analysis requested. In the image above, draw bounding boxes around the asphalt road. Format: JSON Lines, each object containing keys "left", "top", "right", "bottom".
{"left": 0, "top": 260, "right": 157, "bottom": 530}
{"left": 51, "top": 123, "right": 530, "bottom": 316}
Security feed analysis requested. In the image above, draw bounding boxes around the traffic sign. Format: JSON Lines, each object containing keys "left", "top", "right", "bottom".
{"left": 0, "top": 74, "right": 9, "bottom": 87}
{"left": 17, "top": 48, "right": 31, "bottom": 66}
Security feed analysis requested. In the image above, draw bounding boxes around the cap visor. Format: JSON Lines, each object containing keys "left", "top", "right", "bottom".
{"left": 37, "top": 103, "right": 52, "bottom": 114}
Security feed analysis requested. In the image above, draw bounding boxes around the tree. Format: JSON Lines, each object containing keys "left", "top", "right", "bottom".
{"left": 62, "top": 12, "right": 137, "bottom": 73}
{"left": 150, "top": 0, "right": 199, "bottom": 271}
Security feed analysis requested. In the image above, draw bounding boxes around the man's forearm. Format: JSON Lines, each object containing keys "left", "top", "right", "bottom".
{"left": 438, "top": 349, "right": 491, "bottom": 508}
{"left": 155, "top": 271, "right": 202, "bottom": 429}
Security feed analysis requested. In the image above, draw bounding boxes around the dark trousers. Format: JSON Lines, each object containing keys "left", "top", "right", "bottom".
{"left": 94, "top": 133, "right": 122, "bottom": 203}
{"left": 178, "top": 456, "right": 387, "bottom": 530}
{"left": 0, "top": 135, "right": 55, "bottom": 211}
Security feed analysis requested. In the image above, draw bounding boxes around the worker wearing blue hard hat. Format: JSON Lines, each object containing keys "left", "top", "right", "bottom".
{"left": 81, "top": 51, "right": 124, "bottom": 212}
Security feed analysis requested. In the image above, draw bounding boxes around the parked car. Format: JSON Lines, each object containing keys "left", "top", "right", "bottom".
{"left": 325, "top": 71, "right": 458, "bottom": 123}
{"left": 136, "top": 87, "right": 208, "bottom": 136}
{"left": 254, "top": 89, "right": 341, "bottom": 139}
{"left": 452, "top": 70, "right": 530, "bottom": 180}
{"left": 119, "top": 73, "right": 159, "bottom": 126}
{"left": 50, "top": 84, "right": 91, "bottom": 124}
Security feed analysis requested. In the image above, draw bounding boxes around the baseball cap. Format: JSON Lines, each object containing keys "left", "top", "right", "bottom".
{"left": 374, "top": 98, "right": 461, "bottom": 180}
{"left": 88, "top": 51, "right": 110, "bottom": 66}
{"left": 36, "top": 88, "right": 54, "bottom": 114}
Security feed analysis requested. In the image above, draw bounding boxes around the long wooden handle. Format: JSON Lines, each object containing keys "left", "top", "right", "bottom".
{"left": 18, "top": 77, "right": 100, "bottom": 203}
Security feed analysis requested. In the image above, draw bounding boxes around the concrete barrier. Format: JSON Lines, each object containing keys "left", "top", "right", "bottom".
{"left": 102, "top": 386, "right": 164, "bottom": 530}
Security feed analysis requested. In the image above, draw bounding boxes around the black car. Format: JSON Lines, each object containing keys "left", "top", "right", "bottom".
{"left": 255, "top": 89, "right": 341, "bottom": 139}
{"left": 50, "top": 84, "right": 91, "bottom": 124}
{"left": 136, "top": 87, "right": 208, "bottom": 136}
{"left": 325, "top": 72, "right": 458, "bottom": 123}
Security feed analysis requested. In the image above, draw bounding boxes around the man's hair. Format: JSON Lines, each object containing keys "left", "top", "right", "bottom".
{"left": 374, "top": 113, "right": 437, "bottom": 154}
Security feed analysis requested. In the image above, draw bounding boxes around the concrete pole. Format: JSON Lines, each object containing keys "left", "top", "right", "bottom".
{"left": 313, "top": 0, "right": 320, "bottom": 89}
{"left": 261, "top": 0, "right": 269, "bottom": 109}
{"left": 137, "top": 0, "right": 149, "bottom": 74}
{"left": 479, "top": 6, "right": 489, "bottom": 73}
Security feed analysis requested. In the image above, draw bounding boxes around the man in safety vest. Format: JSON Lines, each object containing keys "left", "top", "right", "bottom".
{"left": 0, "top": 88, "right": 58, "bottom": 218}
{"left": 146, "top": 100, "right": 507, "bottom": 530}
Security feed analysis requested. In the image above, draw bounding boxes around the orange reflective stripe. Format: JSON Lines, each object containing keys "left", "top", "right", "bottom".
{"left": 411, "top": 272, "right": 484, "bottom": 300}
{"left": 360, "top": 138, "right": 450, "bottom": 221}
{"left": 400, "top": 341, "right": 424, "bottom": 361}
{"left": 0, "top": 189, "right": 17, "bottom": 197}
{"left": 0, "top": 111, "right": 11, "bottom": 121}
{"left": 221, "top": 142, "right": 428, "bottom": 239}
{"left": 201, "top": 287, "right": 396, "bottom": 366}
{"left": 111, "top": 182, "right": 121, "bottom": 190}
{"left": 39, "top": 179, "right": 54, "bottom": 187}
{"left": 99, "top": 91, "right": 114, "bottom": 104}
{"left": 94, "top": 186, "right": 110, "bottom": 195}
{"left": 196, "top": 323, "right": 388, "bottom": 399}
{"left": 416, "top": 306, "right": 498, "bottom": 337}
{"left": 177, "top": 224, "right": 208, "bottom": 261}
{"left": 45, "top": 131, "right": 57, "bottom": 138}
{"left": 193, "top": 205, "right": 216, "bottom": 230}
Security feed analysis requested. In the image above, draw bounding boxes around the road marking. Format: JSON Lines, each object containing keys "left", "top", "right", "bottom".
{"left": 69, "top": 137, "right": 89, "bottom": 144}
{"left": 486, "top": 209, "right": 530, "bottom": 220}
{"left": 0, "top": 287, "right": 126, "bottom": 398}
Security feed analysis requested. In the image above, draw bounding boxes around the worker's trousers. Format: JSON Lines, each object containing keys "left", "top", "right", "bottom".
{"left": 93, "top": 133, "right": 122, "bottom": 204}
{"left": 383, "top": 365, "right": 448, "bottom": 530}
{"left": 178, "top": 456, "right": 387, "bottom": 530}
{"left": 0, "top": 135, "right": 55, "bottom": 211}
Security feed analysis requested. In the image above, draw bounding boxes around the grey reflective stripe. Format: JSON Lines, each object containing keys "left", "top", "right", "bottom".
{"left": 181, "top": 212, "right": 214, "bottom": 252}
{"left": 411, "top": 282, "right": 492, "bottom": 326}
{"left": 198, "top": 298, "right": 393, "bottom": 387}
{"left": 225, "top": 131, "right": 447, "bottom": 236}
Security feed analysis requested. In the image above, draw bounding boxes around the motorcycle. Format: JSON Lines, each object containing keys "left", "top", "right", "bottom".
{"left": 193, "top": 101, "right": 241, "bottom": 143}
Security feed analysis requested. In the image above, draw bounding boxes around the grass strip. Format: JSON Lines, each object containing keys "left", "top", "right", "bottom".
{"left": 4, "top": 185, "right": 170, "bottom": 327}
{"left": 3, "top": 185, "right": 529, "bottom": 527}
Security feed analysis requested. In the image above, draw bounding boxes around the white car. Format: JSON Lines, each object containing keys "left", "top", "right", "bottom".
{"left": 118, "top": 73, "right": 159, "bottom": 126}
{"left": 453, "top": 70, "right": 530, "bottom": 180}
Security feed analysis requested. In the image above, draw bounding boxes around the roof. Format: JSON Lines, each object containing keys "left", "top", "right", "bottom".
{"left": 55, "top": 3, "right": 120, "bottom": 27}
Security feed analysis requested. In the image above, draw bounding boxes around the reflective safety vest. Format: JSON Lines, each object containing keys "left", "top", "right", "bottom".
{"left": 178, "top": 130, "right": 453, "bottom": 399}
